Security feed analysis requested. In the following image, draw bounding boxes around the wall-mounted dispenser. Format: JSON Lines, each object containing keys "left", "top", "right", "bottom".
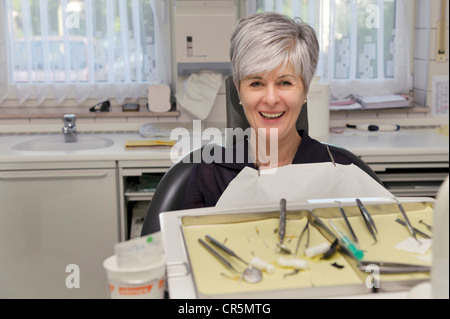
{"left": 174, "top": 0, "right": 235, "bottom": 120}
{"left": 174, "top": 0, "right": 235, "bottom": 76}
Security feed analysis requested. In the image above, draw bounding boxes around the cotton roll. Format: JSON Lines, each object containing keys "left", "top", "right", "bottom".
{"left": 305, "top": 242, "right": 330, "bottom": 258}
{"left": 250, "top": 257, "right": 275, "bottom": 274}
{"left": 278, "top": 257, "right": 309, "bottom": 270}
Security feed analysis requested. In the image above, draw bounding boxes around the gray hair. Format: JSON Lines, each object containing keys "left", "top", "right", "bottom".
{"left": 230, "top": 12, "right": 319, "bottom": 93}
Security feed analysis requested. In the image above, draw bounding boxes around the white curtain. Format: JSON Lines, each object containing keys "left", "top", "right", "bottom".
{"left": 0, "top": 2, "right": 9, "bottom": 103}
{"left": 247, "top": 0, "right": 412, "bottom": 99}
{"left": 0, "top": 0, "right": 171, "bottom": 106}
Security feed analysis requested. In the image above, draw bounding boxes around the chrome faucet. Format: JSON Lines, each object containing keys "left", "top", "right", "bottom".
{"left": 62, "top": 114, "right": 77, "bottom": 143}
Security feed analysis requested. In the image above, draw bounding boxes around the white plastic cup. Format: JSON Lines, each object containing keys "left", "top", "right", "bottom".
{"left": 103, "top": 255, "right": 166, "bottom": 299}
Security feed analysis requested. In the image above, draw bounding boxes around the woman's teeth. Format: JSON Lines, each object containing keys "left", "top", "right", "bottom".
{"left": 260, "top": 112, "right": 284, "bottom": 120}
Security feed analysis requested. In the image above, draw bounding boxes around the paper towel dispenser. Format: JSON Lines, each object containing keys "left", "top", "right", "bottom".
{"left": 174, "top": 0, "right": 235, "bottom": 76}
{"left": 177, "top": 62, "right": 231, "bottom": 76}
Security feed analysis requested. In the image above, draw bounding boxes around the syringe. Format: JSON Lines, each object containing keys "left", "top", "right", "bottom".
{"left": 328, "top": 220, "right": 364, "bottom": 261}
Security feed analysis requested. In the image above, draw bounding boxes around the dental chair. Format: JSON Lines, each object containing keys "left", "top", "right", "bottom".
{"left": 140, "top": 76, "right": 383, "bottom": 236}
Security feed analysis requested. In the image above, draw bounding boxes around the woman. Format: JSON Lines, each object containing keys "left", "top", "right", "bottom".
{"left": 181, "top": 12, "right": 367, "bottom": 209}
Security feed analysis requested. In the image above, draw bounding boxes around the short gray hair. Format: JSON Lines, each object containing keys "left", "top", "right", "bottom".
{"left": 230, "top": 12, "right": 319, "bottom": 93}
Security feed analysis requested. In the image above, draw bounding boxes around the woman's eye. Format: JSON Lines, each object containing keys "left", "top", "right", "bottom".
{"left": 279, "top": 81, "right": 292, "bottom": 86}
{"left": 249, "top": 81, "right": 262, "bottom": 87}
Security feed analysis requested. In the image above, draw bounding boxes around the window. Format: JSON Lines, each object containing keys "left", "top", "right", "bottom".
{"left": 247, "top": 0, "right": 412, "bottom": 98}
{"left": 0, "top": 0, "right": 170, "bottom": 106}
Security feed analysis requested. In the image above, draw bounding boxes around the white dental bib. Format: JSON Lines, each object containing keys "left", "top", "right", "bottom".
{"left": 216, "top": 162, "right": 393, "bottom": 208}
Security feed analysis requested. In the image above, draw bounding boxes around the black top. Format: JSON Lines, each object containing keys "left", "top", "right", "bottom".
{"left": 180, "top": 130, "right": 355, "bottom": 209}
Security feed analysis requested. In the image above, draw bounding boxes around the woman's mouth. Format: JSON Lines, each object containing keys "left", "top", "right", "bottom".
{"left": 259, "top": 111, "right": 285, "bottom": 120}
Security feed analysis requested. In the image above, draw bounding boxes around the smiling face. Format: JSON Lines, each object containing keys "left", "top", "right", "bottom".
{"left": 239, "top": 64, "right": 306, "bottom": 142}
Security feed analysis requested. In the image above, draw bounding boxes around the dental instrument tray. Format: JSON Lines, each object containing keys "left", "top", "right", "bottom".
{"left": 160, "top": 197, "right": 434, "bottom": 299}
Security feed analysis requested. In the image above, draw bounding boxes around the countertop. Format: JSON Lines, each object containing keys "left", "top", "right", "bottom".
{"left": 324, "top": 127, "right": 449, "bottom": 157}
{"left": 0, "top": 133, "right": 176, "bottom": 165}
{"left": 0, "top": 127, "right": 448, "bottom": 166}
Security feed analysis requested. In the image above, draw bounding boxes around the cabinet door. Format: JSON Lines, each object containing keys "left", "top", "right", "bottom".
{"left": 0, "top": 168, "right": 118, "bottom": 298}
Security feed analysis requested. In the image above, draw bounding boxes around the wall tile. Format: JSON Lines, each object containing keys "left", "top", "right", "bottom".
{"left": 0, "top": 118, "right": 29, "bottom": 125}
{"left": 347, "top": 112, "right": 377, "bottom": 120}
{"left": 415, "top": 0, "right": 431, "bottom": 28}
{"left": 414, "top": 88, "right": 427, "bottom": 106}
{"left": 95, "top": 117, "right": 126, "bottom": 124}
{"left": 377, "top": 111, "right": 408, "bottom": 119}
{"left": 415, "top": 28, "right": 430, "bottom": 60}
{"left": 413, "top": 59, "right": 429, "bottom": 90}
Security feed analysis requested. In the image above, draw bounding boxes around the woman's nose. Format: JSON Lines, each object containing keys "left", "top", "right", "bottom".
{"left": 263, "top": 84, "right": 280, "bottom": 106}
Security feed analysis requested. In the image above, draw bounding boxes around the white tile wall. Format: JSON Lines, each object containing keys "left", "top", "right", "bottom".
{"left": 414, "top": 0, "right": 449, "bottom": 108}
{"left": 413, "top": 59, "right": 429, "bottom": 91}
{"left": 415, "top": 0, "right": 431, "bottom": 28}
{"left": 413, "top": 0, "right": 431, "bottom": 105}
{"left": 414, "top": 28, "right": 430, "bottom": 59}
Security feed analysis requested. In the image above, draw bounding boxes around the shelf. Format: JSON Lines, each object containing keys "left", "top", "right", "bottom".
{"left": 0, "top": 108, "right": 180, "bottom": 119}
{"left": 330, "top": 105, "right": 431, "bottom": 114}
{"left": 124, "top": 183, "right": 156, "bottom": 201}
{"left": 125, "top": 192, "right": 154, "bottom": 201}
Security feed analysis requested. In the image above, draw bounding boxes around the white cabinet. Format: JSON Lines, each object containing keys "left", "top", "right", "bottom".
{"left": 0, "top": 163, "right": 118, "bottom": 298}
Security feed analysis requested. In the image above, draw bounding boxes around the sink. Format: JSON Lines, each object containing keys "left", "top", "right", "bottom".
{"left": 12, "top": 135, "right": 114, "bottom": 151}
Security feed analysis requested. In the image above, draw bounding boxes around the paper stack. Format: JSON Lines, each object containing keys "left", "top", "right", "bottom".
{"left": 329, "top": 97, "right": 362, "bottom": 111}
{"left": 355, "top": 94, "right": 411, "bottom": 109}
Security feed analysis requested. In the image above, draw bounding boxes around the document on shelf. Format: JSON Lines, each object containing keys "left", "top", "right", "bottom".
{"left": 329, "top": 97, "right": 362, "bottom": 110}
{"left": 354, "top": 94, "right": 411, "bottom": 109}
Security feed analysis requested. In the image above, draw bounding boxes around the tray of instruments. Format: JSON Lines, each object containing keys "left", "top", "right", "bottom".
{"left": 161, "top": 197, "right": 434, "bottom": 299}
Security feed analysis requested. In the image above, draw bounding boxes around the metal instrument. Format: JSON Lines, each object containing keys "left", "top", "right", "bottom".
{"left": 198, "top": 238, "right": 236, "bottom": 272}
{"left": 335, "top": 201, "right": 358, "bottom": 244}
{"left": 419, "top": 220, "right": 432, "bottom": 232}
{"left": 356, "top": 198, "right": 378, "bottom": 244}
{"left": 394, "top": 198, "right": 421, "bottom": 244}
{"left": 277, "top": 198, "right": 291, "bottom": 254}
{"left": 359, "top": 260, "right": 430, "bottom": 274}
{"left": 205, "top": 235, "right": 262, "bottom": 283}
{"left": 326, "top": 145, "right": 336, "bottom": 167}
{"left": 395, "top": 218, "right": 431, "bottom": 239}
{"left": 295, "top": 220, "right": 310, "bottom": 255}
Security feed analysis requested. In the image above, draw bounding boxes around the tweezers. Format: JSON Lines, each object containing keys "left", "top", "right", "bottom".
{"left": 395, "top": 218, "right": 431, "bottom": 239}
{"left": 356, "top": 198, "right": 378, "bottom": 244}
{"left": 335, "top": 201, "right": 358, "bottom": 244}
{"left": 279, "top": 198, "right": 287, "bottom": 245}
{"left": 359, "top": 261, "right": 430, "bottom": 274}
{"left": 295, "top": 220, "right": 310, "bottom": 255}
{"left": 394, "top": 198, "right": 421, "bottom": 244}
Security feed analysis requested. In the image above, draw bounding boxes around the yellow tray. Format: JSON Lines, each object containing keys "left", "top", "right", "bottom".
{"left": 179, "top": 200, "right": 433, "bottom": 298}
